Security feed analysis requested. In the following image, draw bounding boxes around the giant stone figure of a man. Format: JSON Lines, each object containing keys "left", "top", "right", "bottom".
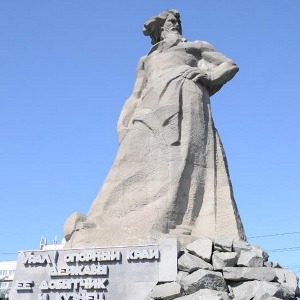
{"left": 64, "top": 9, "right": 246, "bottom": 248}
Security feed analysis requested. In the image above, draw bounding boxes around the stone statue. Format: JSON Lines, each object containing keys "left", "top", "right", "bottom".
{"left": 64, "top": 9, "right": 246, "bottom": 248}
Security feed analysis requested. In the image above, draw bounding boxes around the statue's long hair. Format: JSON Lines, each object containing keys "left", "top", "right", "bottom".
{"left": 143, "top": 9, "right": 181, "bottom": 45}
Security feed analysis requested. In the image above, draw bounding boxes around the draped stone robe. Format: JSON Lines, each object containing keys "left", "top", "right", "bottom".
{"left": 65, "top": 38, "right": 246, "bottom": 248}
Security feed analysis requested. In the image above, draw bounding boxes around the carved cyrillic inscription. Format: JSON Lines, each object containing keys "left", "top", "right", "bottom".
{"left": 50, "top": 264, "right": 108, "bottom": 276}
{"left": 127, "top": 249, "right": 159, "bottom": 261}
{"left": 16, "top": 280, "right": 34, "bottom": 290}
{"left": 39, "top": 278, "right": 108, "bottom": 290}
{"left": 24, "top": 253, "right": 52, "bottom": 265}
{"left": 52, "top": 293, "right": 105, "bottom": 300}
{"left": 10, "top": 245, "right": 177, "bottom": 300}
{"left": 64, "top": 251, "right": 121, "bottom": 263}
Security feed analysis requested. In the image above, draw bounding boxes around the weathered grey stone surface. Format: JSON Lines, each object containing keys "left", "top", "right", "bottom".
{"left": 230, "top": 280, "right": 292, "bottom": 300}
{"left": 186, "top": 238, "right": 213, "bottom": 262}
{"left": 264, "top": 261, "right": 282, "bottom": 268}
{"left": 275, "top": 268, "right": 286, "bottom": 284}
{"left": 233, "top": 240, "right": 251, "bottom": 254}
{"left": 253, "top": 296, "right": 281, "bottom": 300}
{"left": 237, "top": 246, "right": 268, "bottom": 267}
{"left": 64, "top": 9, "right": 246, "bottom": 248}
{"left": 272, "top": 262, "right": 282, "bottom": 268}
{"left": 181, "top": 269, "right": 227, "bottom": 294}
{"left": 223, "top": 267, "right": 277, "bottom": 282}
{"left": 174, "top": 289, "right": 230, "bottom": 299}
{"left": 176, "top": 271, "right": 189, "bottom": 283}
{"left": 63, "top": 212, "right": 87, "bottom": 242}
{"left": 214, "top": 237, "right": 233, "bottom": 252}
{"left": 178, "top": 252, "right": 213, "bottom": 273}
{"left": 149, "top": 282, "right": 182, "bottom": 299}
{"left": 212, "top": 252, "right": 238, "bottom": 270}
{"left": 275, "top": 268, "right": 299, "bottom": 296}
{"left": 264, "top": 261, "right": 272, "bottom": 268}
{"left": 143, "top": 238, "right": 299, "bottom": 300}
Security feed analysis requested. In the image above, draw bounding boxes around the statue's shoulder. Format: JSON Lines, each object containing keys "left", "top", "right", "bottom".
{"left": 136, "top": 55, "right": 147, "bottom": 71}
{"left": 185, "top": 40, "right": 215, "bottom": 52}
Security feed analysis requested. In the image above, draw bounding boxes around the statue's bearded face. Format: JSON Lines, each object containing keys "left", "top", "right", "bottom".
{"left": 162, "top": 14, "right": 182, "bottom": 35}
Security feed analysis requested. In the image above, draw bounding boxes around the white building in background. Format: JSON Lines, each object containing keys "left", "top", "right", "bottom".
{"left": 39, "top": 235, "right": 65, "bottom": 250}
{"left": 0, "top": 236, "right": 64, "bottom": 299}
{"left": 0, "top": 261, "right": 16, "bottom": 299}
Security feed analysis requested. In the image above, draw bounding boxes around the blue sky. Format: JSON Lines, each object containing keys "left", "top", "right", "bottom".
{"left": 1, "top": 1, "right": 300, "bottom": 274}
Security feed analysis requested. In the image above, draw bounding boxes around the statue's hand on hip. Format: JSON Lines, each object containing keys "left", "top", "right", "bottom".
{"left": 183, "top": 68, "right": 211, "bottom": 85}
{"left": 192, "top": 72, "right": 211, "bottom": 85}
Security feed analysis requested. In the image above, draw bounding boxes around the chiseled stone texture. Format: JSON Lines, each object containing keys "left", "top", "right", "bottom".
{"left": 264, "top": 261, "right": 282, "bottom": 268}
{"left": 176, "top": 271, "right": 189, "bottom": 283}
{"left": 229, "top": 280, "right": 292, "bottom": 300}
{"left": 178, "top": 252, "right": 213, "bottom": 273}
{"left": 63, "top": 212, "right": 87, "bottom": 242}
{"left": 223, "top": 267, "right": 277, "bottom": 282}
{"left": 253, "top": 296, "right": 281, "bottom": 300}
{"left": 214, "top": 237, "right": 233, "bottom": 252}
{"left": 146, "top": 237, "right": 300, "bottom": 299}
{"left": 275, "top": 268, "right": 300, "bottom": 296}
{"left": 212, "top": 252, "right": 238, "bottom": 270}
{"left": 237, "top": 245, "right": 269, "bottom": 267}
{"left": 149, "top": 282, "right": 182, "bottom": 300}
{"left": 181, "top": 269, "right": 227, "bottom": 294}
{"left": 233, "top": 240, "right": 251, "bottom": 254}
{"left": 174, "top": 288, "right": 230, "bottom": 300}
{"left": 186, "top": 238, "right": 213, "bottom": 262}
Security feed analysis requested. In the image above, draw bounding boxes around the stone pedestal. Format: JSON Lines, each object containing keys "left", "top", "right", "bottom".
{"left": 9, "top": 239, "right": 178, "bottom": 300}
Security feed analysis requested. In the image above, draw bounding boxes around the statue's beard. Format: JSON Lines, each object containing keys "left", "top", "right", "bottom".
{"left": 161, "top": 29, "right": 182, "bottom": 41}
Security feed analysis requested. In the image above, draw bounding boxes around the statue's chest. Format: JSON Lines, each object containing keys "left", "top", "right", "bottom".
{"left": 145, "top": 47, "right": 198, "bottom": 74}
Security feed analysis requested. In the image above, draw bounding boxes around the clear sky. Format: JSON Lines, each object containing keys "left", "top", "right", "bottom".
{"left": 1, "top": 1, "right": 300, "bottom": 275}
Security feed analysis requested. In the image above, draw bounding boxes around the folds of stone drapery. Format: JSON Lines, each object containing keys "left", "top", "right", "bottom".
{"left": 67, "top": 70, "right": 246, "bottom": 248}
{"left": 192, "top": 125, "right": 246, "bottom": 241}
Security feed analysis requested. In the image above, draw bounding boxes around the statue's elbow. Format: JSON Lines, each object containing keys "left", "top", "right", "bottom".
{"left": 234, "top": 64, "right": 239, "bottom": 74}
{"left": 230, "top": 61, "right": 239, "bottom": 74}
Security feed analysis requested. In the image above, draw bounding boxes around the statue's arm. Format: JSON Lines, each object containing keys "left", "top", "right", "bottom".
{"left": 201, "top": 49, "right": 239, "bottom": 86}
{"left": 117, "top": 56, "right": 146, "bottom": 144}
{"left": 186, "top": 41, "right": 238, "bottom": 92}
